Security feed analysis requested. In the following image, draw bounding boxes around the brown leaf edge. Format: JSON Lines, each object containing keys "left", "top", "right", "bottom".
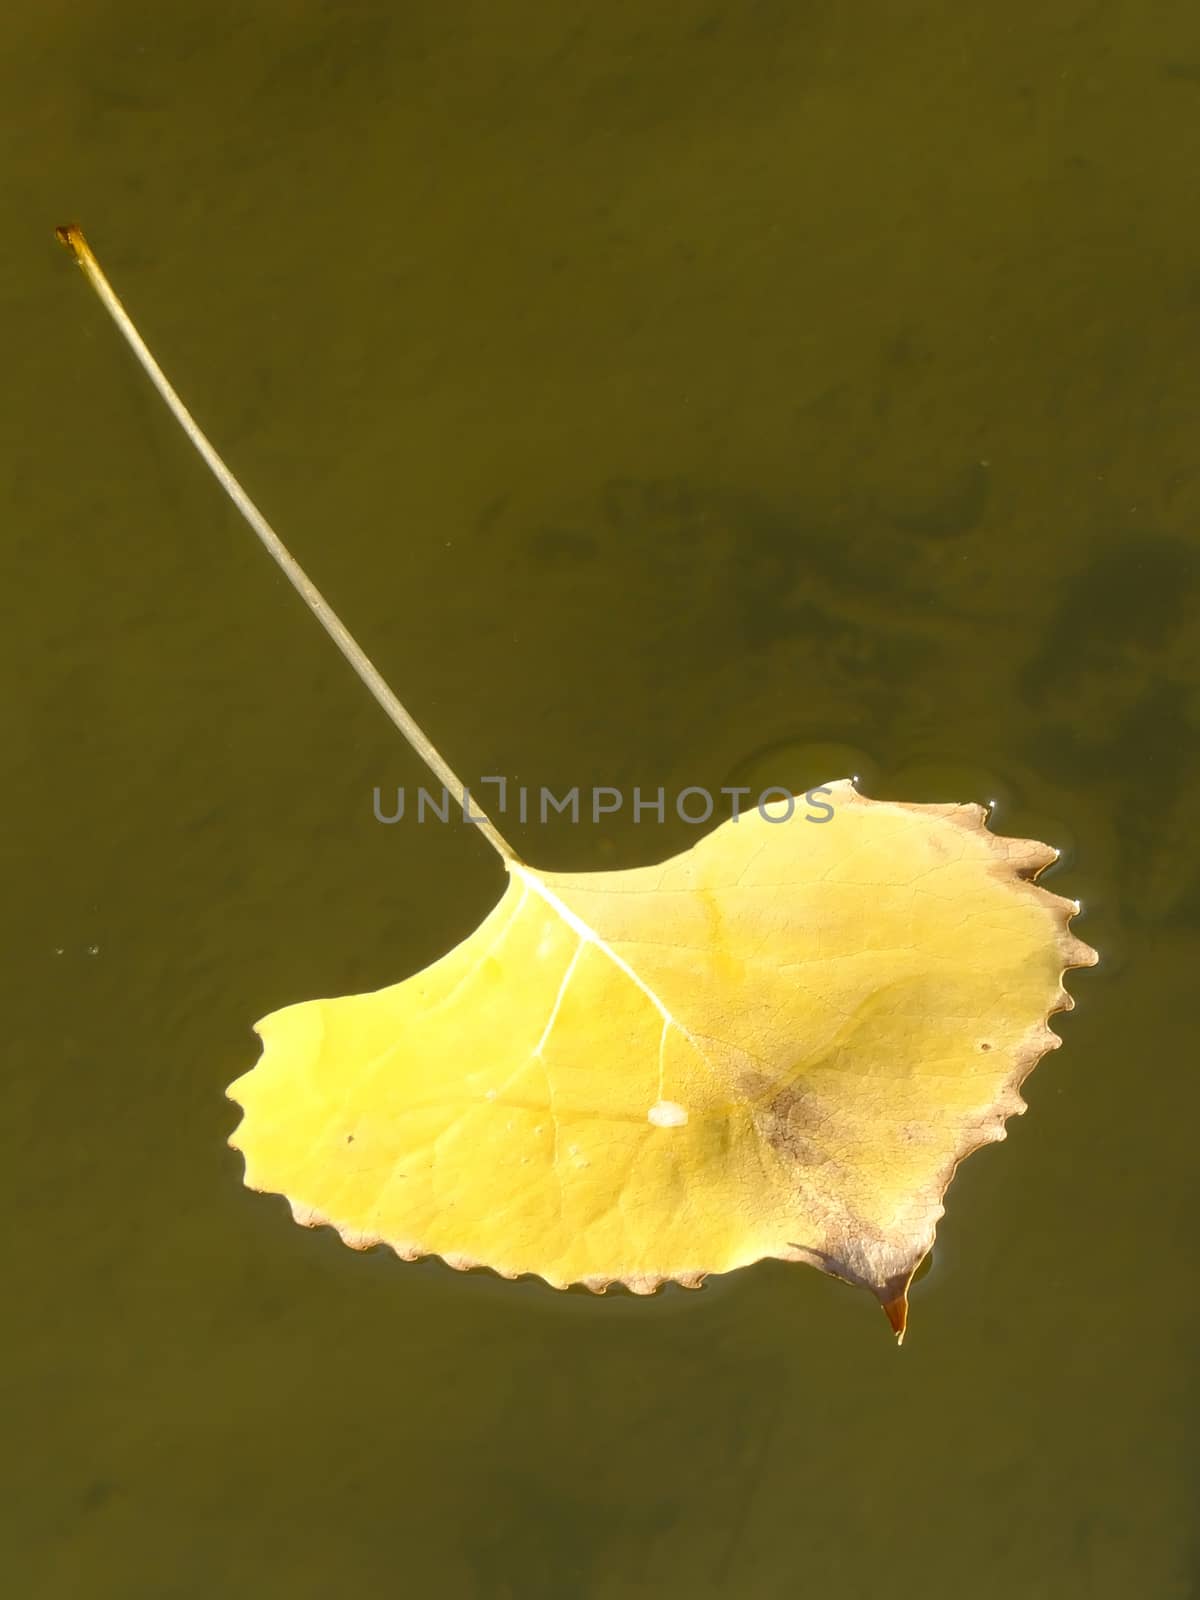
{"left": 770, "top": 787, "right": 1098, "bottom": 1344}
{"left": 227, "top": 783, "right": 1098, "bottom": 1339}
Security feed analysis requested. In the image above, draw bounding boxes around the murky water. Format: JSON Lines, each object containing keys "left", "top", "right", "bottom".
{"left": 8, "top": 3, "right": 1199, "bottom": 1595}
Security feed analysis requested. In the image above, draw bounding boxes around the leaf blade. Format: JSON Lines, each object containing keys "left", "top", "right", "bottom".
{"left": 227, "top": 780, "right": 1096, "bottom": 1328}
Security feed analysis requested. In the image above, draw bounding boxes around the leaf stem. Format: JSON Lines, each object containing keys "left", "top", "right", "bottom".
{"left": 55, "top": 223, "right": 519, "bottom": 867}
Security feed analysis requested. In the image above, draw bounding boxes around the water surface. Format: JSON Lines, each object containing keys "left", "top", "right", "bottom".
{"left": 6, "top": 3, "right": 1199, "bottom": 1596}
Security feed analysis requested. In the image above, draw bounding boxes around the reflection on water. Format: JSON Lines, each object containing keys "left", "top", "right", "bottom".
{"left": 8, "top": 2, "right": 1199, "bottom": 1596}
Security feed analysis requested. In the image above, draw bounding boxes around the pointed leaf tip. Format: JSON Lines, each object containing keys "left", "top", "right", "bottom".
{"left": 879, "top": 1283, "right": 910, "bottom": 1343}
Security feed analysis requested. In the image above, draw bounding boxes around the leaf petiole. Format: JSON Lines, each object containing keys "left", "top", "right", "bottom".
{"left": 55, "top": 223, "right": 519, "bottom": 867}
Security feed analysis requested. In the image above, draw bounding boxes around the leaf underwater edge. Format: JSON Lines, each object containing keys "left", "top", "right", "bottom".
{"left": 225, "top": 779, "right": 1099, "bottom": 1338}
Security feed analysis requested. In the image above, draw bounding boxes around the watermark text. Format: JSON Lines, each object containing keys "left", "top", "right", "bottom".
{"left": 371, "top": 780, "right": 836, "bottom": 827}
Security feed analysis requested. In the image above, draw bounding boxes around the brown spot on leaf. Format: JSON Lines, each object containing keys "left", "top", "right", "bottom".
{"left": 739, "top": 1071, "right": 835, "bottom": 1168}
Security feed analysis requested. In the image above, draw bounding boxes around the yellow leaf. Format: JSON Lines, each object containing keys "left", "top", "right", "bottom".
{"left": 228, "top": 781, "right": 1096, "bottom": 1336}
{"left": 56, "top": 229, "right": 1096, "bottom": 1337}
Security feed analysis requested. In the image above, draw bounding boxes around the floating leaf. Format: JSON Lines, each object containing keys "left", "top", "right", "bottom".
{"left": 58, "top": 227, "right": 1097, "bottom": 1337}
{"left": 228, "top": 783, "right": 1095, "bottom": 1336}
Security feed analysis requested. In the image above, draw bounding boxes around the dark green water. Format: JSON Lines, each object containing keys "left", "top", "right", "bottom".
{"left": 7, "top": 3, "right": 1199, "bottom": 1595}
